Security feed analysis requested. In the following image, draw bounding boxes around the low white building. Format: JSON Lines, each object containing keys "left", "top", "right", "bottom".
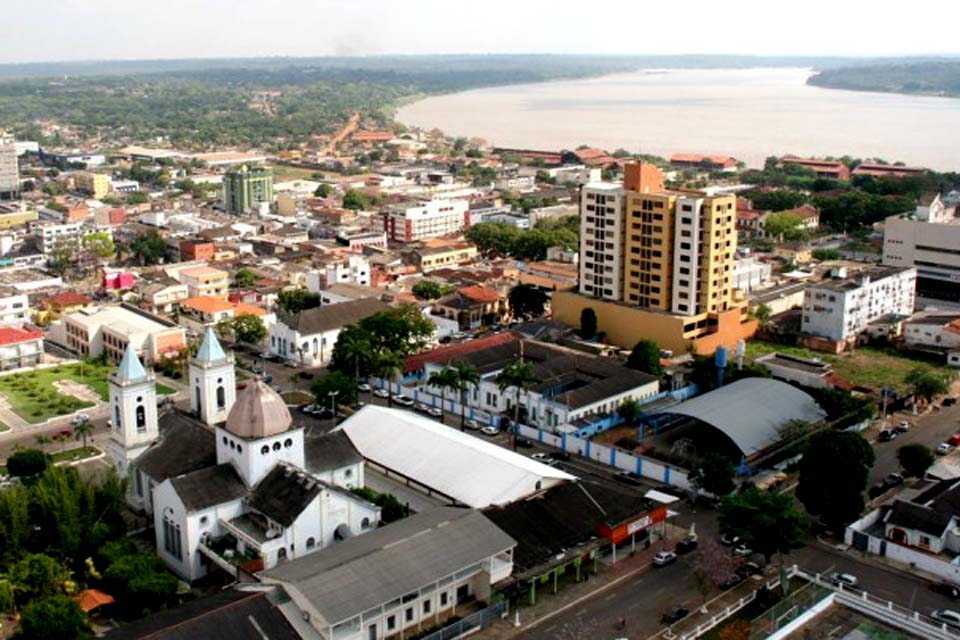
{"left": 903, "top": 313, "right": 960, "bottom": 351}
{"left": 260, "top": 507, "right": 515, "bottom": 640}
{"left": 733, "top": 257, "right": 773, "bottom": 293}
{"left": 0, "top": 289, "right": 29, "bottom": 324}
{"left": 306, "top": 255, "right": 371, "bottom": 291}
{"left": 33, "top": 221, "right": 108, "bottom": 254}
{"left": 801, "top": 266, "right": 917, "bottom": 344}
{"left": 269, "top": 297, "right": 388, "bottom": 366}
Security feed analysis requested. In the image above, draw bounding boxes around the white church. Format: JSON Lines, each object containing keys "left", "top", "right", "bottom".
{"left": 107, "top": 327, "right": 380, "bottom": 581}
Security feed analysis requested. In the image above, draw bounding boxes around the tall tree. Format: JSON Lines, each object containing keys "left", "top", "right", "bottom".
{"left": 495, "top": 360, "right": 539, "bottom": 450}
{"left": 906, "top": 366, "right": 950, "bottom": 404}
{"left": 719, "top": 486, "right": 807, "bottom": 567}
{"left": 276, "top": 288, "right": 321, "bottom": 315}
{"left": 310, "top": 371, "right": 357, "bottom": 409}
{"left": 359, "top": 305, "right": 434, "bottom": 357}
{"left": 330, "top": 325, "right": 374, "bottom": 382}
{"left": 233, "top": 268, "right": 258, "bottom": 288}
{"left": 229, "top": 314, "right": 267, "bottom": 347}
{"left": 689, "top": 453, "right": 737, "bottom": 497}
{"left": 898, "top": 443, "right": 935, "bottom": 478}
{"left": 508, "top": 284, "right": 548, "bottom": 319}
{"left": 797, "top": 431, "right": 875, "bottom": 530}
{"left": 73, "top": 419, "right": 94, "bottom": 450}
{"left": 428, "top": 367, "right": 459, "bottom": 424}
{"left": 626, "top": 340, "right": 664, "bottom": 377}
{"left": 128, "top": 230, "right": 168, "bottom": 266}
{"left": 580, "top": 307, "right": 597, "bottom": 339}
{"left": 618, "top": 398, "right": 641, "bottom": 425}
{"left": 372, "top": 351, "right": 403, "bottom": 408}
{"left": 450, "top": 362, "right": 481, "bottom": 431}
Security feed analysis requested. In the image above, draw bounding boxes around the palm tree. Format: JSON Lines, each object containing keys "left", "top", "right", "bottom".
{"left": 336, "top": 329, "right": 373, "bottom": 385}
{"left": 73, "top": 418, "right": 94, "bottom": 450}
{"left": 452, "top": 362, "right": 480, "bottom": 431}
{"left": 373, "top": 351, "right": 403, "bottom": 408}
{"left": 495, "top": 360, "right": 539, "bottom": 450}
{"left": 428, "top": 367, "right": 459, "bottom": 424}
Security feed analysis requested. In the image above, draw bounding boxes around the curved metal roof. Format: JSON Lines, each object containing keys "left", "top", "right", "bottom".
{"left": 666, "top": 378, "right": 826, "bottom": 457}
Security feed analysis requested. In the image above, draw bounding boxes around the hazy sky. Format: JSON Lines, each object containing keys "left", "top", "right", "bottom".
{"left": 5, "top": 0, "right": 960, "bottom": 64}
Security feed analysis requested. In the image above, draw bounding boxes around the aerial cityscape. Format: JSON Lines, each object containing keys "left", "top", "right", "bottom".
{"left": 0, "top": 2, "right": 960, "bottom": 640}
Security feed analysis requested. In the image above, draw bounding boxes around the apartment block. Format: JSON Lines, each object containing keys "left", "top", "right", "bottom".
{"left": 222, "top": 165, "right": 273, "bottom": 214}
{"left": 883, "top": 194, "right": 960, "bottom": 302}
{"left": 383, "top": 198, "right": 469, "bottom": 243}
{"left": 579, "top": 183, "right": 627, "bottom": 301}
{"left": 0, "top": 133, "right": 18, "bottom": 200}
{"left": 75, "top": 172, "right": 110, "bottom": 199}
{"left": 178, "top": 265, "right": 230, "bottom": 299}
{"left": 801, "top": 266, "right": 917, "bottom": 345}
{"left": 33, "top": 222, "right": 109, "bottom": 254}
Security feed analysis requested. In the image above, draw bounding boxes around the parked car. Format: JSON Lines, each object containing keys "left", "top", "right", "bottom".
{"left": 944, "top": 397, "right": 958, "bottom": 407}
{"left": 72, "top": 413, "right": 90, "bottom": 425}
{"left": 415, "top": 402, "right": 432, "bottom": 414}
{"left": 938, "top": 442, "right": 955, "bottom": 456}
{"left": 896, "top": 421, "right": 912, "bottom": 433}
{"left": 300, "top": 404, "right": 321, "bottom": 415}
{"left": 393, "top": 395, "right": 414, "bottom": 407}
{"left": 878, "top": 429, "right": 897, "bottom": 442}
{"left": 428, "top": 406, "right": 443, "bottom": 418}
{"left": 885, "top": 473, "right": 905, "bottom": 487}
{"left": 661, "top": 605, "right": 689, "bottom": 624}
{"left": 480, "top": 425, "right": 500, "bottom": 436}
{"left": 931, "top": 609, "right": 960, "bottom": 629}
{"left": 514, "top": 437, "right": 534, "bottom": 449}
{"left": 613, "top": 470, "right": 644, "bottom": 487}
{"left": 828, "top": 572, "right": 859, "bottom": 588}
{"left": 719, "top": 574, "right": 744, "bottom": 590}
{"left": 260, "top": 373, "right": 273, "bottom": 384}
{"left": 548, "top": 451, "right": 571, "bottom": 462}
{"left": 530, "top": 453, "right": 558, "bottom": 467}
{"left": 372, "top": 388, "right": 390, "bottom": 399}
{"left": 733, "top": 543, "right": 754, "bottom": 557}
{"left": 931, "top": 582, "right": 960, "bottom": 599}
{"left": 675, "top": 538, "right": 699, "bottom": 555}
{"left": 949, "top": 433, "right": 960, "bottom": 446}
{"left": 653, "top": 551, "right": 677, "bottom": 567}
{"left": 736, "top": 562, "right": 763, "bottom": 579}
{"left": 357, "top": 381, "right": 372, "bottom": 393}
{"left": 464, "top": 419, "right": 481, "bottom": 431}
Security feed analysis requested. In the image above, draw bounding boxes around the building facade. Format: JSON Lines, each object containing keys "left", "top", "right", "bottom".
{"left": 0, "top": 133, "right": 18, "bottom": 200}
{"left": 223, "top": 165, "right": 274, "bottom": 215}
{"left": 579, "top": 183, "right": 627, "bottom": 302}
{"left": 383, "top": 199, "right": 470, "bottom": 243}
{"left": 883, "top": 195, "right": 960, "bottom": 302}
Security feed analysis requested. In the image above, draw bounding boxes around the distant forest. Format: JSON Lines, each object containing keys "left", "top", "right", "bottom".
{"left": 808, "top": 61, "right": 960, "bottom": 97}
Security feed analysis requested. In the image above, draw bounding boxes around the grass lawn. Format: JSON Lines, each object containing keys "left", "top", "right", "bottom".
{"left": 267, "top": 164, "right": 322, "bottom": 181}
{"left": 745, "top": 340, "right": 955, "bottom": 394}
{"left": 0, "top": 362, "right": 174, "bottom": 423}
{"left": 49, "top": 446, "right": 102, "bottom": 465}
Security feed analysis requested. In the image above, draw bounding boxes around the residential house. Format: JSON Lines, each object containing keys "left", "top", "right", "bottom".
{"left": 434, "top": 286, "right": 508, "bottom": 330}
{"left": 0, "top": 323, "right": 43, "bottom": 370}
{"left": 138, "top": 276, "right": 189, "bottom": 315}
{"left": 178, "top": 265, "right": 230, "bottom": 299}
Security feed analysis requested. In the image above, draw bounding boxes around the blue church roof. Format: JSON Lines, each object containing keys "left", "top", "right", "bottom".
{"left": 195, "top": 326, "right": 228, "bottom": 365}
{"left": 116, "top": 342, "right": 148, "bottom": 382}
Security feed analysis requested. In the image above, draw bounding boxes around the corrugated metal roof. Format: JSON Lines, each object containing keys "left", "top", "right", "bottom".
{"left": 665, "top": 378, "right": 826, "bottom": 457}
{"left": 338, "top": 405, "right": 574, "bottom": 508}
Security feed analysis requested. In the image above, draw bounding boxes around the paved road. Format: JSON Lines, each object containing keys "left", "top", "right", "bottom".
{"left": 867, "top": 398, "right": 960, "bottom": 486}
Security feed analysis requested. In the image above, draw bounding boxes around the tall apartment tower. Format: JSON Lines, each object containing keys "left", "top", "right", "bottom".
{"left": 579, "top": 182, "right": 627, "bottom": 301}
{"left": 222, "top": 164, "right": 273, "bottom": 214}
{"left": 0, "top": 133, "right": 19, "bottom": 200}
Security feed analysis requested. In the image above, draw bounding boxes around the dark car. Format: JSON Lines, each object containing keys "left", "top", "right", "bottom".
{"left": 260, "top": 373, "right": 273, "bottom": 384}
{"left": 944, "top": 397, "right": 957, "bottom": 407}
{"left": 931, "top": 581, "right": 960, "bottom": 599}
{"left": 514, "top": 437, "right": 534, "bottom": 449}
{"left": 549, "top": 451, "right": 571, "bottom": 462}
{"left": 736, "top": 562, "right": 763, "bottom": 579}
{"left": 878, "top": 429, "right": 897, "bottom": 443}
{"left": 675, "top": 538, "right": 699, "bottom": 555}
{"left": 719, "top": 575, "right": 744, "bottom": 590}
{"left": 661, "top": 605, "right": 689, "bottom": 624}
{"left": 613, "top": 470, "right": 644, "bottom": 487}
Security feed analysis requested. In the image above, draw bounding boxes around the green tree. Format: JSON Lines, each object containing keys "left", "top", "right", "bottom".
{"left": 689, "top": 453, "right": 737, "bottom": 497}
{"left": 753, "top": 303, "right": 773, "bottom": 328}
{"left": 358, "top": 305, "right": 434, "bottom": 357}
{"left": 412, "top": 280, "right": 452, "bottom": 300}
{"left": 372, "top": 351, "right": 403, "bottom": 407}
{"left": 812, "top": 248, "right": 841, "bottom": 261}
{"left": 618, "top": 398, "right": 641, "bottom": 425}
{"left": 427, "top": 367, "right": 459, "bottom": 424}
{"left": 81, "top": 231, "right": 115, "bottom": 268}
{"left": 898, "top": 443, "right": 935, "bottom": 478}
{"left": 0, "top": 580, "right": 14, "bottom": 615}
{"left": 449, "top": 362, "right": 481, "bottom": 431}
{"left": 508, "top": 284, "right": 548, "bottom": 319}
{"left": 99, "top": 543, "right": 178, "bottom": 617}
{"left": 719, "top": 486, "right": 807, "bottom": 566}
{"left": 495, "top": 360, "right": 539, "bottom": 450}
{"left": 126, "top": 191, "right": 149, "bottom": 205}
{"left": 797, "top": 431, "right": 875, "bottom": 530}
{"left": 580, "top": 307, "right": 597, "bottom": 340}
{"left": 313, "top": 183, "right": 332, "bottom": 198}
{"left": 233, "top": 268, "right": 258, "bottom": 288}
{"left": 625, "top": 340, "right": 663, "bottom": 377}
{"left": 9, "top": 553, "right": 68, "bottom": 604}
{"left": 342, "top": 189, "right": 370, "bottom": 211}
{"left": 310, "top": 371, "right": 357, "bottom": 409}
{"left": 230, "top": 313, "right": 268, "bottom": 347}
{"left": 762, "top": 212, "right": 807, "bottom": 242}
{"left": 18, "top": 594, "right": 88, "bottom": 640}
{"left": 277, "top": 288, "right": 321, "bottom": 314}
{"left": 465, "top": 222, "right": 520, "bottom": 258}
{"left": 6, "top": 449, "right": 48, "bottom": 478}
{"left": 128, "top": 230, "right": 168, "bottom": 266}
{"left": 742, "top": 189, "right": 807, "bottom": 212}
{"left": 330, "top": 325, "right": 374, "bottom": 382}
{"left": 905, "top": 366, "right": 950, "bottom": 404}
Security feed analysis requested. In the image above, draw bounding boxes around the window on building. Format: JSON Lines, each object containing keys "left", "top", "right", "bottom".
{"left": 136, "top": 405, "right": 146, "bottom": 432}
{"left": 114, "top": 404, "right": 121, "bottom": 429}
{"left": 440, "top": 593, "right": 448, "bottom": 607}
{"left": 162, "top": 516, "right": 182, "bottom": 561}
{"left": 423, "top": 600, "right": 431, "bottom": 615}
{"left": 306, "top": 537, "right": 316, "bottom": 549}
{"left": 273, "top": 442, "right": 282, "bottom": 451}
{"left": 216, "top": 386, "right": 225, "bottom": 409}
{"left": 387, "top": 616, "right": 396, "bottom": 631}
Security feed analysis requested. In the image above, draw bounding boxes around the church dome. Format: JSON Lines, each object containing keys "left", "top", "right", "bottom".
{"left": 224, "top": 379, "right": 292, "bottom": 439}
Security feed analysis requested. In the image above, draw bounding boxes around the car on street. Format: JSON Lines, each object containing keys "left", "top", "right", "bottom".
{"left": 931, "top": 581, "right": 960, "bottom": 599}
{"left": 514, "top": 437, "right": 533, "bottom": 449}
{"left": 548, "top": 451, "right": 571, "bottom": 462}
{"left": 938, "top": 442, "right": 955, "bottom": 456}
{"left": 719, "top": 575, "right": 744, "bottom": 590}
{"left": 931, "top": 609, "right": 960, "bottom": 629}
{"left": 415, "top": 402, "right": 432, "bottom": 414}
{"left": 480, "top": 425, "right": 500, "bottom": 436}
{"left": 949, "top": 433, "right": 960, "bottom": 446}
{"left": 885, "top": 472, "right": 905, "bottom": 487}
{"left": 260, "top": 373, "right": 273, "bottom": 384}
{"left": 357, "top": 381, "right": 371, "bottom": 393}
{"left": 878, "top": 429, "right": 897, "bottom": 442}
{"left": 733, "top": 543, "right": 754, "bottom": 557}
{"left": 393, "top": 395, "right": 414, "bottom": 407}
{"left": 530, "top": 453, "right": 559, "bottom": 467}
{"left": 652, "top": 551, "right": 677, "bottom": 567}
{"left": 72, "top": 413, "right": 90, "bottom": 425}
{"left": 828, "top": 572, "right": 859, "bottom": 588}
{"left": 300, "top": 404, "right": 321, "bottom": 415}
{"left": 736, "top": 562, "right": 763, "bottom": 579}
{"left": 896, "top": 420, "right": 912, "bottom": 433}
{"left": 944, "top": 397, "right": 958, "bottom": 407}
{"left": 675, "top": 538, "right": 699, "bottom": 555}
{"left": 613, "top": 470, "right": 644, "bottom": 487}
{"left": 372, "top": 388, "right": 390, "bottom": 398}
{"left": 464, "top": 419, "right": 480, "bottom": 431}
{"left": 428, "top": 406, "right": 443, "bottom": 418}
{"left": 660, "top": 605, "right": 689, "bottom": 624}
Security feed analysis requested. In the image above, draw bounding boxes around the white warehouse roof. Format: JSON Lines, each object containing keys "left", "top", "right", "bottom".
{"left": 337, "top": 405, "right": 575, "bottom": 508}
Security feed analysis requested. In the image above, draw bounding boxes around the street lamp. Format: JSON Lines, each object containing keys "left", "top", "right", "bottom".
{"left": 328, "top": 390, "right": 339, "bottom": 418}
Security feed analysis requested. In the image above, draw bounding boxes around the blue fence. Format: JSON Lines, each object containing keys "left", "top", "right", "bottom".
{"left": 418, "top": 601, "right": 506, "bottom": 640}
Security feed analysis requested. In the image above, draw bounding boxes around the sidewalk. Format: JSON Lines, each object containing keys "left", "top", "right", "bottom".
{"left": 481, "top": 527, "right": 685, "bottom": 640}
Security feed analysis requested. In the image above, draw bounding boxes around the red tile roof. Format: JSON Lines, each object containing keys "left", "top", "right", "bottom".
{"left": 670, "top": 153, "right": 738, "bottom": 167}
{"left": 458, "top": 286, "right": 501, "bottom": 304}
{"left": 0, "top": 326, "right": 42, "bottom": 346}
{"left": 404, "top": 332, "right": 518, "bottom": 374}
{"left": 44, "top": 291, "right": 92, "bottom": 309}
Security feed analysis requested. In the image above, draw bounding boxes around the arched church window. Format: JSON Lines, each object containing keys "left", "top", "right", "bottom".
{"left": 273, "top": 442, "right": 281, "bottom": 451}
{"left": 284, "top": 438, "right": 292, "bottom": 448}
{"left": 216, "top": 385, "right": 225, "bottom": 409}
{"left": 306, "top": 537, "right": 316, "bottom": 549}
{"left": 114, "top": 404, "right": 121, "bottom": 429}
{"left": 261, "top": 445, "right": 269, "bottom": 455}
{"left": 136, "top": 405, "right": 146, "bottom": 432}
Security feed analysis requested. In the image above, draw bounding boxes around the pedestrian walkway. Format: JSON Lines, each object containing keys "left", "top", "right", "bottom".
{"left": 481, "top": 526, "right": 686, "bottom": 640}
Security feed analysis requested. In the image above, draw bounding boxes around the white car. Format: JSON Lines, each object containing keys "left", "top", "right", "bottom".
{"left": 72, "top": 413, "right": 90, "bottom": 425}
{"left": 829, "top": 572, "right": 859, "bottom": 588}
{"left": 653, "top": 551, "right": 677, "bottom": 567}
{"left": 938, "top": 442, "right": 955, "bottom": 456}
{"left": 393, "top": 395, "right": 414, "bottom": 407}
{"left": 372, "top": 388, "right": 390, "bottom": 399}
{"left": 896, "top": 420, "right": 911, "bottom": 433}
{"left": 428, "top": 407, "right": 443, "bottom": 418}
{"left": 733, "top": 543, "right": 754, "bottom": 557}
{"left": 932, "top": 609, "right": 960, "bottom": 629}
{"left": 357, "top": 381, "right": 372, "bottom": 392}
{"left": 481, "top": 425, "right": 500, "bottom": 436}
{"left": 530, "top": 452, "right": 558, "bottom": 466}
{"left": 464, "top": 419, "right": 480, "bottom": 431}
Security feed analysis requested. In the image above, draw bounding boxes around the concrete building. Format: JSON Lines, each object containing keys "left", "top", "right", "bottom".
{"left": 801, "top": 267, "right": 917, "bottom": 346}
{"left": 883, "top": 194, "right": 960, "bottom": 302}
{"left": 75, "top": 172, "right": 110, "bottom": 199}
{"left": 223, "top": 165, "right": 274, "bottom": 215}
{"left": 409, "top": 243, "right": 478, "bottom": 272}
{"left": 0, "top": 324, "right": 43, "bottom": 370}
{"left": 0, "top": 289, "right": 29, "bottom": 325}
{"left": 57, "top": 304, "right": 186, "bottom": 364}
{"left": 778, "top": 156, "right": 851, "bottom": 180}
{"left": 0, "top": 133, "right": 19, "bottom": 200}
{"left": 579, "top": 182, "right": 627, "bottom": 302}
{"left": 178, "top": 265, "right": 230, "bottom": 299}
{"left": 179, "top": 240, "right": 216, "bottom": 262}
{"left": 33, "top": 221, "right": 107, "bottom": 254}
{"left": 0, "top": 202, "right": 37, "bottom": 229}
{"left": 269, "top": 298, "right": 388, "bottom": 367}
{"left": 733, "top": 257, "right": 773, "bottom": 293}
{"left": 137, "top": 276, "right": 189, "bottom": 315}
{"left": 316, "top": 283, "right": 381, "bottom": 307}
{"left": 305, "top": 255, "right": 371, "bottom": 291}
{"left": 383, "top": 199, "right": 469, "bottom": 243}
{"left": 903, "top": 313, "right": 960, "bottom": 352}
